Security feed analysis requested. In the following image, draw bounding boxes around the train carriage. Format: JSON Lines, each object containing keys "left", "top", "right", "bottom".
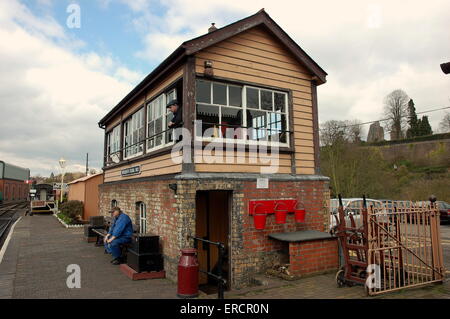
{"left": 0, "top": 161, "right": 30, "bottom": 204}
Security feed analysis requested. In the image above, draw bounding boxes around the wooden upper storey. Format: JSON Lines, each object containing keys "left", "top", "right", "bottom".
{"left": 99, "top": 10, "right": 326, "bottom": 183}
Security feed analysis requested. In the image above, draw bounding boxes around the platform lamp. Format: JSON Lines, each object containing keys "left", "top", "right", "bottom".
{"left": 59, "top": 157, "right": 66, "bottom": 205}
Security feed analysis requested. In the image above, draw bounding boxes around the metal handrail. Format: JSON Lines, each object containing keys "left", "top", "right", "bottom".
{"left": 188, "top": 235, "right": 227, "bottom": 299}
{"left": 197, "top": 121, "right": 292, "bottom": 133}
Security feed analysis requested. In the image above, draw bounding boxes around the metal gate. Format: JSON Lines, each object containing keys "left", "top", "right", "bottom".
{"left": 367, "top": 201, "right": 445, "bottom": 295}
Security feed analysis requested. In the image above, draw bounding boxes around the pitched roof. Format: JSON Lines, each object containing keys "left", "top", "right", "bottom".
{"left": 67, "top": 173, "right": 103, "bottom": 185}
{"left": 98, "top": 9, "right": 327, "bottom": 127}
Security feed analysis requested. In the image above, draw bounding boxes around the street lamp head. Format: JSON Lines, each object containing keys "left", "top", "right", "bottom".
{"left": 59, "top": 157, "right": 66, "bottom": 169}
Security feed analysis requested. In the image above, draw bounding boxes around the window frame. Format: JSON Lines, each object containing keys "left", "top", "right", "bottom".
{"left": 146, "top": 89, "right": 177, "bottom": 153}
{"left": 195, "top": 79, "right": 290, "bottom": 148}
{"left": 123, "top": 107, "right": 145, "bottom": 160}
{"left": 106, "top": 124, "right": 121, "bottom": 165}
{"left": 138, "top": 202, "right": 147, "bottom": 234}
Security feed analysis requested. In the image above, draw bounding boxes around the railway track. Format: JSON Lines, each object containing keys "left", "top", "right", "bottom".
{"left": 0, "top": 202, "right": 28, "bottom": 243}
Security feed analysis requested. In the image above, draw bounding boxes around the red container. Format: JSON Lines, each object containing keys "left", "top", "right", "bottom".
{"left": 295, "top": 209, "right": 306, "bottom": 222}
{"left": 253, "top": 214, "right": 267, "bottom": 230}
{"left": 177, "top": 248, "right": 199, "bottom": 298}
{"left": 274, "top": 210, "right": 288, "bottom": 224}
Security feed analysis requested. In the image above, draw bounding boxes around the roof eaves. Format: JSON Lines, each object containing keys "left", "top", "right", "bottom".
{"left": 98, "top": 46, "right": 186, "bottom": 127}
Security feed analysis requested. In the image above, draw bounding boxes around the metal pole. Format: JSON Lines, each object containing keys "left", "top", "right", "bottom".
{"left": 217, "top": 243, "right": 225, "bottom": 299}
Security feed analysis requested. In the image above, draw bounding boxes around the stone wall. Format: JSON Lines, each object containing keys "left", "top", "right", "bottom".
{"left": 99, "top": 174, "right": 331, "bottom": 288}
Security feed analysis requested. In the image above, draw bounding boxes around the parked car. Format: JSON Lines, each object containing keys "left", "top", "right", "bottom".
{"left": 437, "top": 201, "right": 450, "bottom": 224}
{"left": 329, "top": 198, "right": 384, "bottom": 233}
{"left": 413, "top": 200, "right": 450, "bottom": 224}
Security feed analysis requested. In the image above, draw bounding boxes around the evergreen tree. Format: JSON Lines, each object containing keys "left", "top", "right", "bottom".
{"left": 418, "top": 115, "right": 433, "bottom": 136}
{"left": 406, "top": 99, "right": 419, "bottom": 138}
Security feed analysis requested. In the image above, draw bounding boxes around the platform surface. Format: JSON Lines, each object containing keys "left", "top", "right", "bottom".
{"left": 268, "top": 230, "right": 336, "bottom": 243}
{"left": 0, "top": 215, "right": 176, "bottom": 299}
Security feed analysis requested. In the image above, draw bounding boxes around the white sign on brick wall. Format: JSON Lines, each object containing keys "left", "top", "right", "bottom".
{"left": 256, "top": 178, "right": 269, "bottom": 189}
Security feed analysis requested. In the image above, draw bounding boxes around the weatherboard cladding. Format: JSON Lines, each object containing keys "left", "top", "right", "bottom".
{"left": 98, "top": 9, "right": 327, "bottom": 127}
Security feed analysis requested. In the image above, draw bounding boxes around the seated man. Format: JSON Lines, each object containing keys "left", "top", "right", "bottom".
{"left": 104, "top": 207, "right": 133, "bottom": 265}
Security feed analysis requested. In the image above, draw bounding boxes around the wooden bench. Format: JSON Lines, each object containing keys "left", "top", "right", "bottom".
{"left": 93, "top": 219, "right": 139, "bottom": 261}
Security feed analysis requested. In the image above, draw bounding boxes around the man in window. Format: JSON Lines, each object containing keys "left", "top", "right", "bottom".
{"left": 104, "top": 207, "right": 133, "bottom": 265}
{"left": 167, "top": 99, "right": 182, "bottom": 129}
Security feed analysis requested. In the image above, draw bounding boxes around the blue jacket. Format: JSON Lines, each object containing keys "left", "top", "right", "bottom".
{"left": 108, "top": 213, "right": 133, "bottom": 239}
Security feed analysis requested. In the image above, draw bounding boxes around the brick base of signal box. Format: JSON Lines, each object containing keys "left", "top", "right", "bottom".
{"left": 288, "top": 239, "right": 339, "bottom": 276}
{"left": 99, "top": 173, "right": 333, "bottom": 288}
{"left": 120, "top": 264, "right": 166, "bottom": 281}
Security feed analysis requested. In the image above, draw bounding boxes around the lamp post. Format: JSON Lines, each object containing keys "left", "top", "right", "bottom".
{"left": 59, "top": 157, "right": 66, "bottom": 204}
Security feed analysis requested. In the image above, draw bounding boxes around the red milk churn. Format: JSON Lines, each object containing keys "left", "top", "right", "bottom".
{"left": 177, "top": 248, "right": 199, "bottom": 298}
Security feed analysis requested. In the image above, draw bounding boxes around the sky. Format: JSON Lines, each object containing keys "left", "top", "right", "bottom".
{"left": 0, "top": 0, "right": 449, "bottom": 176}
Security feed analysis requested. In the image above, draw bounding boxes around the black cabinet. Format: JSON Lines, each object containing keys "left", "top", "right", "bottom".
{"left": 126, "top": 250, "right": 163, "bottom": 273}
{"left": 130, "top": 234, "right": 160, "bottom": 254}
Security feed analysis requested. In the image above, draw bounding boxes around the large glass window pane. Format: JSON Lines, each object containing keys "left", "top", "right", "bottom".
{"left": 221, "top": 107, "right": 243, "bottom": 127}
{"left": 246, "top": 88, "right": 259, "bottom": 109}
{"left": 196, "top": 104, "right": 219, "bottom": 137}
{"left": 274, "top": 92, "right": 286, "bottom": 112}
{"left": 261, "top": 90, "right": 273, "bottom": 111}
{"left": 247, "top": 110, "right": 267, "bottom": 141}
{"left": 213, "top": 83, "right": 227, "bottom": 105}
{"left": 268, "top": 113, "right": 287, "bottom": 143}
{"left": 196, "top": 80, "right": 211, "bottom": 103}
{"left": 155, "top": 118, "right": 163, "bottom": 134}
{"left": 229, "top": 86, "right": 242, "bottom": 107}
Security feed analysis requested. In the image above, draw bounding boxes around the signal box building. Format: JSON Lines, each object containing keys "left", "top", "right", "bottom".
{"left": 98, "top": 10, "right": 335, "bottom": 289}
{"left": 0, "top": 161, "right": 30, "bottom": 203}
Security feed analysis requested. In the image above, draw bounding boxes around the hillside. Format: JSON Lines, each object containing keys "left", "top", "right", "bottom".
{"left": 320, "top": 138, "right": 450, "bottom": 202}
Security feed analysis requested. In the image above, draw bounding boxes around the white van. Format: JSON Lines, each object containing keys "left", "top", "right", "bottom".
{"left": 329, "top": 198, "right": 384, "bottom": 233}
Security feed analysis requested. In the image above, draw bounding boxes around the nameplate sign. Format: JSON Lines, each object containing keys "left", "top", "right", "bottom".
{"left": 256, "top": 177, "right": 269, "bottom": 189}
{"left": 121, "top": 166, "right": 141, "bottom": 177}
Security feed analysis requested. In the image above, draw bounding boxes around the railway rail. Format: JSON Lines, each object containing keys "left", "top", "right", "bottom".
{"left": 0, "top": 201, "right": 28, "bottom": 243}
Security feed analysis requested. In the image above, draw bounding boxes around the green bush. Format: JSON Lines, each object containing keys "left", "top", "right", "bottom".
{"left": 57, "top": 212, "right": 73, "bottom": 225}
{"left": 60, "top": 200, "right": 83, "bottom": 222}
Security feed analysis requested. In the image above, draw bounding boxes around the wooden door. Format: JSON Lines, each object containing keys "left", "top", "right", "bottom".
{"left": 195, "top": 191, "right": 230, "bottom": 287}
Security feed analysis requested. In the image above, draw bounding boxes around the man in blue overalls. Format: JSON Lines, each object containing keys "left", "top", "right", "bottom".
{"left": 104, "top": 207, "right": 133, "bottom": 265}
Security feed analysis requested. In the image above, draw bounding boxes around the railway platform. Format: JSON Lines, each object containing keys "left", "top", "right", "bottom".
{"left": 0, "top": 214, "right": 176, "bottom": 299}
{"left": 0, "top": 213, "right": 449, "bottom": 299}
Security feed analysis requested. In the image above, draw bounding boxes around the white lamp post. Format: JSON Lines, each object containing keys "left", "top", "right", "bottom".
{"left": 59, "top": 157, "right": 66, "bottom": 204}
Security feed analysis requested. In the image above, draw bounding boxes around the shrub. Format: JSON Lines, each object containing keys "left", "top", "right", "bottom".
{"left": 60, "top": 200, "right": 83, "bottom": 221}
{"left": 57, "top": 212, "right": 73, "bottom": 225}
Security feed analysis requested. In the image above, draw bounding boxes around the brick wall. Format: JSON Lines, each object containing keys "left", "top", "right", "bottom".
{"left": 98, "top": 176, "right": 331, "bottom": 288}
{"left": 289, "top": 239, "right": 339, "bottom": 276}
{"left": 0, "top": 179, "right": 29, "bottom": 202}
{"left": 99, "top": 178, "right": 181, "bottom": 279}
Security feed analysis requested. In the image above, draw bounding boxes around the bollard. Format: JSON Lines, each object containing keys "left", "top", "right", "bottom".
{"left": 177, "top": 248, "right": 199, "bottom": 298}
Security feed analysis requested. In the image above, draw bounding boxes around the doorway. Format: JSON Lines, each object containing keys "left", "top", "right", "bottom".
{"left": 195, "top": 191, "right": 231, "bottom": 294}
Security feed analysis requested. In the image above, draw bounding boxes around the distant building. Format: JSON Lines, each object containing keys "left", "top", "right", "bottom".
{"left": 367, "top": 121, "right": 385, "bottom": 143}
{"left": 68, "top": 173, "right": 103, "bottom": 221}
{"left": 0, "top": 161, "right": 30, "bottom": 203}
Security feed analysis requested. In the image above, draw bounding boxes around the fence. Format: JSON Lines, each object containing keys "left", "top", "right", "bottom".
{"left": 367, "top": 201, "right": 445, "bottom": 295}
{"left": 333, "top": 198, "right": 445, "bottom": 295}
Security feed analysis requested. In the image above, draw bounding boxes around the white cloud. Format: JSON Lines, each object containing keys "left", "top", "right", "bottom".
{"left": 0, "top": 0, "right": 141, "bottom": 176}
{"left": 119, "top": 0, "right": 450, "bottom": 137}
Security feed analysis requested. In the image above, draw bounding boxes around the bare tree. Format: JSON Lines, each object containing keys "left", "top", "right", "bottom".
{"left": 383, "top": 89, "right": 409, "bottom": 140}
{"left": 320, "top": 120, "right": 347, "bottom": 146}
{"left": 346, "top": 119, "right": 363, "bottom": 143}
{"left": 439, "top": 112, "right": 450, "bottom": 133}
